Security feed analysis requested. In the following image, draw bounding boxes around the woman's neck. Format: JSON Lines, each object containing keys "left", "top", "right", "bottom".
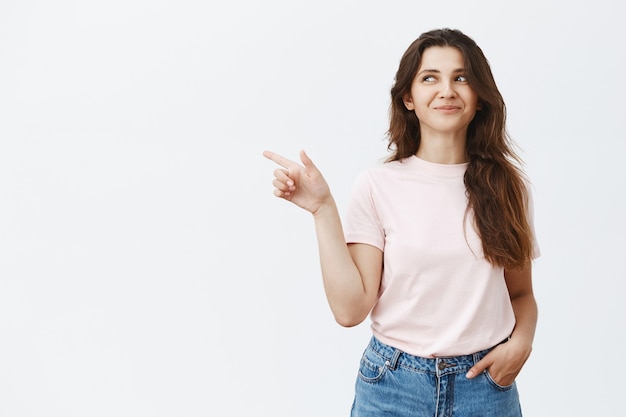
{"left": 416, "top": 132, "right": 467, "bottom": 164}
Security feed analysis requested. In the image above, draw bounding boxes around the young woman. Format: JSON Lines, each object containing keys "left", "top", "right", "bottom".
{"left": 263, "top": 28, "right": 540, "bottom": 417}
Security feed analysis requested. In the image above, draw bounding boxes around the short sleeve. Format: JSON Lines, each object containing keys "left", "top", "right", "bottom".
{"left": 342, "top": 170, "right": 385, "bottom": 251}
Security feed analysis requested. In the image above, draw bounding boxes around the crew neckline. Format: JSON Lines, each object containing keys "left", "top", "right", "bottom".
{"left": 404, "top": 155, "right": 468, "bottom": 177}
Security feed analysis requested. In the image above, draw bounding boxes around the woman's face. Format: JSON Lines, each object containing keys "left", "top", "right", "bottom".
{"left": 403, "top": 46, "right": 479, "bottom": 138}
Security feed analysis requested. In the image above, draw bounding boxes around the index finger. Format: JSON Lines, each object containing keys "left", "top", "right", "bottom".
{"left": 466, "top": 351, "right": 494, "bottom": 379}
{"left": 262, "top": 150, "right": 298, "bottom": 169}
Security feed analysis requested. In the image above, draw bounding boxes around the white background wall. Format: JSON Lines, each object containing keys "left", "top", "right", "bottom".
{"left": 1, "top": 0, "right": 623, "bottom": 416}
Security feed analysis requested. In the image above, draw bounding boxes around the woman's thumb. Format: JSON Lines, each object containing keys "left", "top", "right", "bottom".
{"left": 299, "top": 150, "right": 317, "bottom": 170}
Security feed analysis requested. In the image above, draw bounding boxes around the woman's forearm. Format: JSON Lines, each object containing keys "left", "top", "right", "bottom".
{"left": 509, "top": 293, "right": 538, "bottom": 350}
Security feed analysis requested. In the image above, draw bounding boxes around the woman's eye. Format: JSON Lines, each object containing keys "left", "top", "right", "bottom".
{"left": 423, "top": 75, "right": 436, "bottom": 82}
{"left": 456, "top": 75, "right": 468, "bottom": 82}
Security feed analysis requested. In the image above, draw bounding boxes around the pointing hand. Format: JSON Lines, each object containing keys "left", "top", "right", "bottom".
{"left": 263, "top": 150, "right": 333, "bottom": 215}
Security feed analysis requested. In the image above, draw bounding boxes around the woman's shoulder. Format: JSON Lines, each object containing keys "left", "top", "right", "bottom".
{"left": 353, "top": 159, "right": 404, "bottom": 181}
{"left": 349, "top": 158, "right": 413, "bottom": 191}
{"left": 363, "top": 156, "right": 412, "bottom": 175}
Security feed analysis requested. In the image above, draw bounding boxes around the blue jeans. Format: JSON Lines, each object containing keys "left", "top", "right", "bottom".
{"left": 351, "top": 336, "right": 522, "bottom": 417}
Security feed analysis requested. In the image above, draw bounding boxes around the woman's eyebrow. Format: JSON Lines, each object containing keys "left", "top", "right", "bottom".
{"left": 417, "top": 68, "right": 465, "bottom": 75}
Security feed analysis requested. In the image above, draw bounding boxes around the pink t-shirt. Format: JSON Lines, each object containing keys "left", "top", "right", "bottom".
{"left": 343, "top": 155, "right": 540, "bottom": 358}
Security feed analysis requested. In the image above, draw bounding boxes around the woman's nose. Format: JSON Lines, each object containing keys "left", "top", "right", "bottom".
{"left": 439, "top": 82, "right": 457, "bottom": 98}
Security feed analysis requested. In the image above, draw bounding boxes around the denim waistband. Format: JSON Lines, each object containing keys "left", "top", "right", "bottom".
{"left": 367, "top": 336, "right": 501, "bottom": 376}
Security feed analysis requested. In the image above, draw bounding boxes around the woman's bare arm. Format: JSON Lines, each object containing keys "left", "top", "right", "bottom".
{"left": 264, "top": 150, "right": 382, "bottom": 326}
{"left": 466, "top": 263, "right": 537, "bottom": 385}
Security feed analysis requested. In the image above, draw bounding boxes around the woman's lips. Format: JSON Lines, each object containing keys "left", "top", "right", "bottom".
{"left": 435, "top": 105, "right": 461, "bottom": 113}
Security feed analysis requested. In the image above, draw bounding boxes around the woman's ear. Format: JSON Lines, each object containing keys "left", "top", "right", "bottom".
{"left": 403, "top": 94, "right": 415, "bottom": 110}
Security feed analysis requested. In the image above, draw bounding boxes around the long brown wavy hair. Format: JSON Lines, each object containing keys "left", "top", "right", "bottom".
{"left": 386, "top": 28, "right": 534, "bottom": 269}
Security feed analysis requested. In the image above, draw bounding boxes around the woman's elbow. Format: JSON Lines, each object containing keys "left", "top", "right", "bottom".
{"left": 333, "top": 310, "right": 368, "bottom": 328}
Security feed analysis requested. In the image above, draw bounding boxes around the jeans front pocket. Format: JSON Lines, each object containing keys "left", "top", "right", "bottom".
{"left": 483, "top": 369, "right": 515, "bottom": 391}
{"left": 357, "top": 348, "right": 388, "bottom": 384}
